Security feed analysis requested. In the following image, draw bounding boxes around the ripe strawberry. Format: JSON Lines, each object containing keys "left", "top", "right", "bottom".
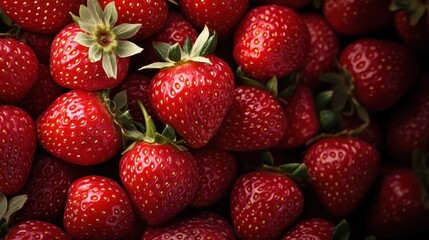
{"left": 0, "top": 37, "right": 39, "bottom": 104}
{"left": 303, "top": 137, "right": 380, "bottom": 217}
{"left": 141, "top": 27, "right": 235, "bottom": 148}
{"left": 190, "top": 146, "right": 238, "bottom": 207}
{"left": 36, "top": 90, "right": 123, "bottom": 165}
{"left": 142, "top": 211, "right": 235, "bottom": 239}
{"left": 281, "top": 218, "right": 335, "bottom": 240}
{"left": 212, "top": 85, "right": 287, "bottom": 151}
{"left": 20, "top": 31, "right": 54, "bottom": 64}
{"left": 5, "top": 220, "right": 72, "bottom": 240}
{"left": 0, "top": 0, "right": 81, "bottom": 33}
{"left": 99, "top": 0, "right": 168, "bottom": 42}
{"left": 18, "top": 63, "right": 67, "bottom": 119}
{"left": 298, "top": 13, "right": 340, "bottom": 90}
{"left": 50, "top": 0, "right": 143, "bottom": 90}
{"left": 0, "top": 105, "right": 36, "bottom": 195}
{"left": 233, "top": 4, "right": 310, "bottom": 81}
{"left": 180, "top": 0, "right": 249, "bottom": 37}
{"left": 63, "top": 175, "right": 135, "bottom": 240}
{"left": 275, "top": 82, "right": 319, "bottom": 149}
{"left": 230, "top": 170, "right": 304, "bottom": 240}
{"left": 394, "top": 11, "right": 429, "bottom": 51}
{"left": 339, "top": 38, "right": 420, "bottom": 111}
{"left": 366, "top": 164, "right": 429, "bottom": 239}
{"left": 322, "top": 0, "right": 393, "bottom": 36}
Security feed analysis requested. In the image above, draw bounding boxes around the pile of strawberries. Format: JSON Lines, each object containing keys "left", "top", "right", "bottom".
{"left": 1, "top": 0, "right": 429, "bottom": 239}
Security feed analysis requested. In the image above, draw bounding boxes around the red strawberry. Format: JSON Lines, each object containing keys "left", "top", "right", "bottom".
{"left": 190, "top": 146, "right": 238, "bottom": 207}
{"left": 253, "top": 0, "right": 311, "bottom": 9}
{"left": 0, "top": 105, "right": 36, "bottom": 195}
{"left": 0, "top": 0, "right": 81, "bottom": 33}
{"left": 230, "top": 170, "right": 304, "bottom": 240}
{"left": 99, "top": 0, "right": 168, "bottom": 42}
{"left": 180, "top": 0, "right": 249, "bottom": 37}
{"left": 233, "top": 4, "right": 310, "bottom": 81}
{"left": 281, "top": 218, "right": 335, "bottom": 240}
{"left": 366, "top": 164, "right": 429, "bottom": 239}
{"left": 20, "top": 31, "right": 54, "bottom": 64}
{"left": 141, "top": 27, "right": 235, "bottom": 148}
{"left": 275, "top": 82, "right": 319, "bottom": 149}
{"left": 63, "top": 175, "right": 135, "bottom": 240}
{"left": 0, "top": 37, "right": 39, "bottom": 104}
{"left": 50, "top": 0, "right": 143, "bottom": 90}
{"left": 303, "top": 137, "right": 380, "bottom": 217}
{"left": 5, "top": 220, "right": 72, "bottom": 240}
{"left": 394, "top": 11, "right": 429, "bottom": 51}
{"left": 322, "top": 0, "right": 393, "bottom": 36}
{"left": 212, "top": 85, "right": 287, "bottom": 151}
{"left": 142, "top": 211, "right": 235, "bottom": 239}
{"left": 339, "top": 38, "right": 420, "bottom": 111}
{"left": 36, "top": 90, "right": 123, "bottom": 166}
{"left": 18, "top": 63, "right": 67, "bottom": 119}
{"left": 298, "top": 13, "right": 340, "bottom": 90}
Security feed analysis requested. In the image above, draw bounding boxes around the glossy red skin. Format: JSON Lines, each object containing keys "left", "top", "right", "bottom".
{"left": 180, "top": 0, "right": 249, "bottom": 37}
{"left": 142, "top": 211, "right": 235, "bottom": 240}
{"left": 14, "top": 152, "right": 83, "bottom": 224}
{"left": 340, "top": 38, "right": 420, "bottom": 112}
{"left": 395, "top": 11, "right": 429, "bottom": 51}
{"left": 0, "top": 105, "right": 36, "bottom": 195}
{"left": 149, "top": 55, "right": 235, "bottom": 149}
{"left": 0, "top": 0, "right": 81, "bottom": 33}
{"left": 18, "top": 63, "right": 67, "bottom": 119}
{"left": 322, "top": 0, "right": 392, "bottom": 36}
{"left": 119, "top": 141, "right": 198, "bottom": 226}
{"left": 275, "top": 83, "right": 319, "bottom": 149}
{"left": 303, "top": 137, "right": 380, "bottom": 217}
{"left": 99, "top": 0, "right": 168, "bottom": 42}
{"left": 0, "top": 38, "right": 39, "bottom": 104}
{"left": 233, "top": 4, "right": 310, "bottom": 81}
{"left": 21, "top": 31, "right": 54, "bottom": 64}
{"left": 252, "top": 0, "right": 311, "bottom": 9}
{"left": 386, "top": 74, "right": 429, "bottom": 163}
{"left": 36, "top": 90, "right": 122, "bottom": 165}
{"left": 50, "top": 23, "right": 130, "bottom": 91}
{"left": 366, "top": 166, "right": 429, "bottom": 238}
{"left": 299, "top": 13, "right": 340, "bottom": 90}
{"left": 212, "top": 85, "right": 287, "bottom": 151}
{"left": 5, "top": 220, "right": 72, "bottom": 240}
{"left": 190, "top": 147, "right": 238, "bottom": 207}
{"left": 281, "top": 218, "right": 334, "bottom": 240}
{"left": 63, "top": 175, "right": 135, "bottom": 240}
{"left": 230, "top": 171, "right": 304, "bottom": 240}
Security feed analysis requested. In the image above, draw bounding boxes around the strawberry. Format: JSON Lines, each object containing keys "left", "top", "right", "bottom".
{"left": 322, "top": 0, "right": 393, "bottom": 36}
{"left": 339, "top": 38, "right": 420, "bottom": 112}
{"left": 142, "top": 211, "right": 235, "bottom": 239}
{"left": 252, "top": 0, "right": 311, "bottom": 9}
{"left": 50, "top": 0, "right": 143, "bottom": 90}
{"left": 303, "top": 137, "right": 380, "bottom": 217}
{"left": 230, "top": 170, "right": 304, "bottom": 240}
{"left": 0, "top": 37, "right": 39, "bottom": 104}
{"left": 281, "top": 218, "right": 349, "bottom": 240}
{"left": 366, "top": 163, "right": 429, "bottom": 239}
{"left": 99, "top": 0, "right": 169, "bottom": 42}
{"left": 119, "top": 106, "right": 199, "bottom": 226}
{"left": 18, "top": 63, "right": 67, "bottom": 119}
{"left": 189, "top": 146, "right": 238, "bottom": 207}
{"left": 298, "top": 13, "right": 340, "bottom": 90}
{"left": 233, "top": 4, "right": 310, "bottom": 81}
{"left": 36, "top": 90, "right": 124, "bottom": 166}
{"left": 180, "top": 0, "right": 249, "bottom": 37}
{"left": 63, "top": 175, "right": 135, "bottom": 240}
{"left": 5, "top": 220, "right": 72, "bottom": 240}
{"left": 212, "top": 85, "right": 287, "bottom": 151}
{"left": 0, "top": 0, "right": 81, "bottom": 34}
{"left": 20, "top": 31, "right": 54, "bottom": 64}
{"left": 141, "top": 26, "right": 235, "bottom": 149}
{"left": 0, "top": 105, "right": 36, "bottom": 195}
{"left": 275, "top": 82, "right": 319, "bottom": 149}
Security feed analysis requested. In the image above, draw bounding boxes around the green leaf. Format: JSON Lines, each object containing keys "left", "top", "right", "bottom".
{"left": 412, "top": 149, "right": 429, "bottom": 209}
{"left": 113, "top": 90, "right": 128, "bottom": 110}
{"left": 190, "top": 25, "right": 210, "bottom": 57}
{"left": 259, "top": 150, "right": 274, "bottom": 166}
{"left": 315, "top": 90, "right": 334, "bottom": 111}
{"left": 319, "top": 72, "right": 344, "bottom": 85}
{"left": 266, "top": 76, "right": 278, "bottom": 97}
{"left": 102, "top": 53, "right": 117, "bottom": 78}
{"left": 236, "top": 67, "right": 267, "bottom": 90}
{"left": 277, "top": 73, "right": 299, "bottom": 99}
{"left": 0, "top": 193, "right": 7, "bottom": 218}
{"left": 190, "top": 56, "right": 211, "bottom": 64}
{"left": 153, "top": 42, "right": 173, "bottom": 61}
{"left": 0, "top": 218, "right": 9, "bottom": 239}
{"left": 319, "top": 109, "right": 343, "bottom": 134}
{"left": 104, "top": 1, "right": 118, "bottom": 27}
{"left": 331, "top": 84, "right": 350, "bottom": 112}
{"left": 116, "top": 40, "right": 143, "bottom": 58}
{"left": 139, "top": 61, "right": 176, "bottom": 70}
{"left": 183, "top": 37, "right": 193, "bottom": 54}
{"left": 113, "top": 23, "right": 142, "bottom": 39}
{"left": 76, "top": 18, "right": 97, "bottom": 34}
{"left": 0, "top": 8, "right": 13, "bottom": 27}
{"left": 77, "top": 4, "right": 96, "bottom": 27}
{"left": 74, "top": 32, "right": 96, "bottom": 48}
{"left": 168, "top": 43, "right": 182, "bottom": 62}
{"left": 4, "top": 194, "right": 27, "bottom": 222}
{"left": 87, "top": 0, "right": 104, "bottom": 25}
{"left": 354, "top": 103, "right": 370, "bottom": 126}
{"left": 200, "top": 32, "right": 218, "bottom": 56}
{"left": 161, "top": 125, "right": 177, "bottom": 141}
{"left": 333, "top": 219, "right": 350, "bottom": 240}
{"left": 279, "top": 163, "right": 302, "bottom": 173}
{"left": 88, "top": 44, "right": 103, "bottom": 62}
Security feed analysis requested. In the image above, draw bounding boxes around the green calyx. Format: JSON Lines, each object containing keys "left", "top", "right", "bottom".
{"left": 139, "top": 25, "right": 217, "bottom": 70}
{"left": 411, "top": 149, "right": 429, "bottom": 210}
{"left": 332, "top": 219, "right": 350, "bottom": 240}
{"left": 0, "top": 193, "right": 28, "bottom": 239}
{"left": 71, "top": 0, "right": 143, "bottom": 79}
{"left": 390, "top": 0, "right": 428, "bottom": 25}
